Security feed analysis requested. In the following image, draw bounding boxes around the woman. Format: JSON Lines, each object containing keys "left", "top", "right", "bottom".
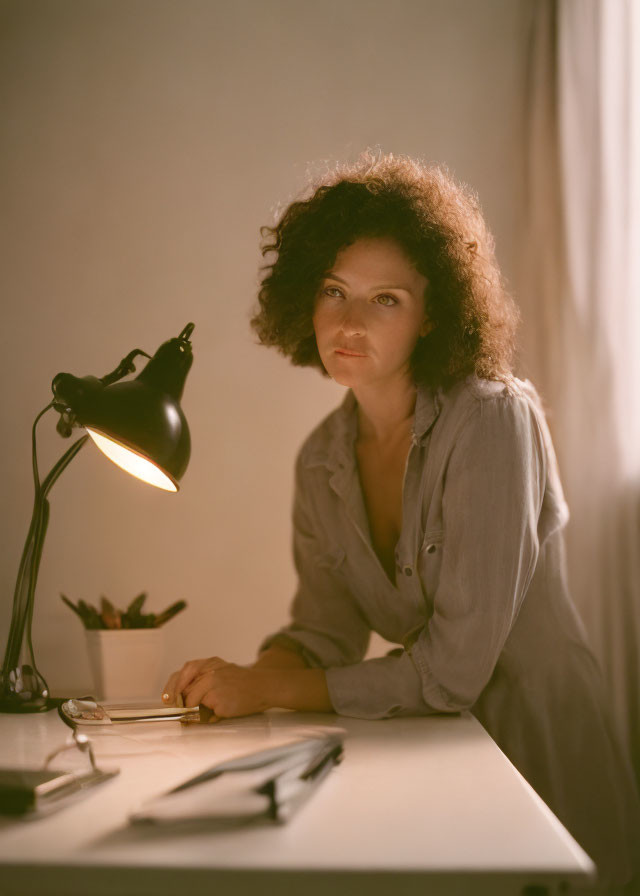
{"left": 163, "top": 151, "right": 640, "bottom": 888}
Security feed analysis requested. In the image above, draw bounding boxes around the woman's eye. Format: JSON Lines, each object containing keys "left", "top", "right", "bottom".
{"left": 324, "top": 286, "right": 343, "bottom": 298}
{"left": 375, "top": 294, "right": 397, "bottom": 306}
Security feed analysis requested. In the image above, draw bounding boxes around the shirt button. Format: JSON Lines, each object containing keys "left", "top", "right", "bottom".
{"left": 403, "top": 566, "right": 413, "bottom": 577}
{"left": 426, "top": 544, "right": 437, "bottom": 554}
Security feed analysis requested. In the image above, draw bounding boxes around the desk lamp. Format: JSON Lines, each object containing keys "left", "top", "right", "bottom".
{"left": 0, "top": 322, "right": 195, "bottom": 714}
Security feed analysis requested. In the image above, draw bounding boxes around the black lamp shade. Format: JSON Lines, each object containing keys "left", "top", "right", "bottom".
{"left": 52, "top": 325, "right": 194, "bottom": 491}
{"left": 82, "top": 380, "right": 190, "bottom": 490}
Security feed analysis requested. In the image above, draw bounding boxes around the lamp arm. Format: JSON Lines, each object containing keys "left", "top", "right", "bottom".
{"left": 40, "top": 433, "right": 90, "bottom": 498}
{"left": 11, "top": 430, "right": 89, "bottom": 643}
{"left": 21, "top": 496, "right": 50, "bottom": 686}
{"left": 13, "top": 412, "right": 89, "bottom": 625}
{"left": 31, "top": 402, "right": 53, "bottom": 493}
{"left": 10, "top": 404, "right": 55, "bottom": 633}
{"left": 21, "top": 434, "right": 89, "bottom": 674}
{"left": 2, "top": 404, "right": 89, "bottom": 684}
{"left": 6, "top": 403, "right": 58, "bottom": 660}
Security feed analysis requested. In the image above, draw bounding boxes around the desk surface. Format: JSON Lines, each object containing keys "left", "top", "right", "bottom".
{"left": 0, "top": 708, "right": 595, "bottom": 896}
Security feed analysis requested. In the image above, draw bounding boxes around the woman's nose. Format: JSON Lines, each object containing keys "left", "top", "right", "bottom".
{"left": 339, "top": 302, "right": 367, "bottom": 337}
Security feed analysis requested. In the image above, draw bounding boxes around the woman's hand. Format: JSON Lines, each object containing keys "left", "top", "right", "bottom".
{"left": 162, "top": 653, "right": 334, "bottom": 719}
{"left": 162, "top": 657, "right": 270, "bottom": 721}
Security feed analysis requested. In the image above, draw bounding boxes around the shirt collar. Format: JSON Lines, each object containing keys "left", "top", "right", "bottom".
{"left": 304, "top": 383, "right": 442, "bottom": 472}
{"left": 412, "top": 382, "right": 442, "bottom": 442}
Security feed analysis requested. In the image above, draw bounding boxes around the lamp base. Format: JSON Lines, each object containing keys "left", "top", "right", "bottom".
{"left": 0, "top": 664, "right": 56, "bottom": 713}
{"left": 0, "top": 697, "right": 55, "bottom": 714}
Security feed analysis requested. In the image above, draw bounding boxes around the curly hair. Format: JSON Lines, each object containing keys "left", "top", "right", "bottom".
{"left": 251, "top": 150, "right": 520, "bottom": 391}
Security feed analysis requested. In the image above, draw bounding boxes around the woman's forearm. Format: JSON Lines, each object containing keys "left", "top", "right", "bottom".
{"left": 252, "top": 644, "right": 334, "bottom": 712}
{"left": 261, "top": 666, "right": 334, "bottom": 713}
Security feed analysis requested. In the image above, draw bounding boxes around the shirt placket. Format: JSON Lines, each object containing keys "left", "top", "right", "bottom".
{"left": 327, "top": 387, "right": 439, "bottom": 601}
{"left": 394, "top": 437, "right": 428, "bottom": 612}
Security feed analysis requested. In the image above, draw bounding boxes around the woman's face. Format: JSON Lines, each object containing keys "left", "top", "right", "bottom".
{"left": 313, "top": 236, "right": 430, "bottom": 391}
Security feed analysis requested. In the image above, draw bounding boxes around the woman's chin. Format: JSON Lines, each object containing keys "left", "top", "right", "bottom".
{"left": 323, "top": 357, "right": 374, "bottom": 388}
{"left": 327, "top": 368, "right": 366, "bottom": 388}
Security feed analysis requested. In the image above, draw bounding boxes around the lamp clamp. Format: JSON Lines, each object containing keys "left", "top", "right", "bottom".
{"left": 51, "top": 348, "right": 152, "bottom": 438}
{"left": 98, "top": 348, "right": 152, "bottom": 387}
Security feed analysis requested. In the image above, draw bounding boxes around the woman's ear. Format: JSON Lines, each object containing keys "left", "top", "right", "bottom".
{"left": 419, "top": 316, "right": 433, "bottom": 338}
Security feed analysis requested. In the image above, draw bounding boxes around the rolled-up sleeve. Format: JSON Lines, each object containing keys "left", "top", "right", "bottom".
{"left": 259, "top": 450, "right": 371, "bottom": 670}
{"left": 325, "top": 393, "right": 545, "bottom": 719}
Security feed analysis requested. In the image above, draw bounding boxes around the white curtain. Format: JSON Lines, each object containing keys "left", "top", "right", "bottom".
{"left": 519, "top": 0, "right": 640, "bottom": 782}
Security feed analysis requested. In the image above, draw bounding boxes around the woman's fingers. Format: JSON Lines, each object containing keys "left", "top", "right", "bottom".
{"left": 162, "top": 657, "right": 230, "bottom": 704}
{"left": 173, "top": 659, "right": 208, "bottom": 700}
{"left": 184, "top": 665, "right": 270, "bottom": 720}
{"left": 161, "top": 658, "right": 267, "bottom": 720}
{"left": 161, "top": 670, "right": 183, "bottom": 704}
{"left": 177, "top": 657, "right": 228, "bottom": 698}
{"left": 182, "top": 670, "right": 218, "bottom": 708}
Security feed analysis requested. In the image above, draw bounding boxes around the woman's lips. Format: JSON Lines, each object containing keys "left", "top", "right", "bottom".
{"left": 334, "top": 347, "right": 367, "bottom": 357}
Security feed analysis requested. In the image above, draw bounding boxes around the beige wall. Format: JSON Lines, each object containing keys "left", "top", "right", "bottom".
{"left": 0, "top": 0, "right": 530, "bottom": 694}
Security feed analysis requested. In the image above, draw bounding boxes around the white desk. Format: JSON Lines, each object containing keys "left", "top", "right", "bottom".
{"left": 0, "top": 708, "right": 595, "bottom": 895}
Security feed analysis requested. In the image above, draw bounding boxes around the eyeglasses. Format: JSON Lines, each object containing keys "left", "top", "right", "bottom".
{"left": 0, "top": 712, "right": 119, "bottom": 818}
{"left": 44, "top": 726, "right": 101, "bottom": 775}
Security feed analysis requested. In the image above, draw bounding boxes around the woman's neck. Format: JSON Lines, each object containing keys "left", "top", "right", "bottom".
{"left": 353, "top": 377, "right": 417, "bottom": 445}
